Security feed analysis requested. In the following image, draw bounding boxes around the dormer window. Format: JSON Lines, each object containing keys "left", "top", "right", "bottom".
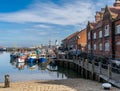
{"left": 104, "top": 25, "right": 109, "bottom": 37}
{"left": 116, "top": 25, "right": 120, "bottom": 34}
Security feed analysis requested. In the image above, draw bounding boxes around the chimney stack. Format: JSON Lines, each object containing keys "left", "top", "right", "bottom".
{"left": 100, "top": 8, "right": 105, "bottom": 20}
{"left": 114, "top": 0, "right": 120, "bottom": 7}
{"left": 95, "top": 12, "right": 101, "bottom": 22}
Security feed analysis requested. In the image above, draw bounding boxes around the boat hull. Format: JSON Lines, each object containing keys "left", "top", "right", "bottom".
{"left": 39, "top": 58, "right": 47, "bottom": 63}
{"left": 17, "top": 58, "right": 25, "bottom": 63}
{"left": 27, "top": 57, "right": 36, "bottom": 63}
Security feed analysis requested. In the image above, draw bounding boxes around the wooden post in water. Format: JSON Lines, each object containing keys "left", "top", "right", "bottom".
{"left": 73, "top": 56, "right": 75, "bottom": 62}
{"left": 67, "top": 62, "right": 70, "bottom": 69}
{"left": 4, "top": 74, "right": 10, "bottom": 88}
{"left": 62, "top": 61, "right": 64, "bottom": 68}
{"left": 67, "top": 54, "right": 69, "bottom": 59}
{"left": 56, "top": 54, "right": 59, "bottom": 59}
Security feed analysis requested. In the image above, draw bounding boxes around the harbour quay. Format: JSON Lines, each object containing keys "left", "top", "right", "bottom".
{"left": 55, "top": 53, "right": 120, "bottom": 88}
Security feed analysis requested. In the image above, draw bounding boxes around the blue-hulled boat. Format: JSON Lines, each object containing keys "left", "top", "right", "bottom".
{"left": 39, "top": 57, "right": 47, "bottom": 63}
{"left": 27, "top": 52, "right": 37, "bottom": 63}
{"left": 28, "top": 57, "right": 36, "bottom": 63}
{"left": 38, "top": 52, "right": 48, "bottom": 63}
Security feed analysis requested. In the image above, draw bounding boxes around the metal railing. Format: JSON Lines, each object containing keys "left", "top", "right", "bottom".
{"left": 56, "top": 53, "right": 120, "bottom": 87}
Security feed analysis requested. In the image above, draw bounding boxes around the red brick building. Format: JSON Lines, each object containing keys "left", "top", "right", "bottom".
{"left": 114, "top": 15, "right": 120, "bottom": 58}
{"left": 62, "top": 29, "right": 87, "bottom": 51}
{"left": 77, "top": 28, "right": 87, "bottom": 51}
{"left": 87, "top": 0, "right": 120, "bottom": 59}
{"left": 62, "top": 32, "right": 79, "bottom": 50}
{"left": 87, "top": 22, "right": 96, "bottom": 54}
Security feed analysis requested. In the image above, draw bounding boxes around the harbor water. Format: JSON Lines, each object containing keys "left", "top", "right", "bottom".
{"left": 0, "top": 52, "right": 80, "bottom": 83}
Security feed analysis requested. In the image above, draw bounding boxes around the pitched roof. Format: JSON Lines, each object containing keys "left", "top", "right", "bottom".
{"left": 89, "top": 22, "right": 96, "bottom": 29}
{"left": 108, "top": 6, "right": 120, "bottom": 19}
{"left": 66, "top": 31, "right": 79, "bottom": 40}
{"left": 62, "top": 31, "right": 79, "bottom": 42}
{"left": 94, "top": 20, "right": 102, "bottom": 29}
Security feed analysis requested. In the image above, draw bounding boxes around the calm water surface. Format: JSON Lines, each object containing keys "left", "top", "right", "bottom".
{"left": 0, "top": 52, "right": 80, "bottom": 83}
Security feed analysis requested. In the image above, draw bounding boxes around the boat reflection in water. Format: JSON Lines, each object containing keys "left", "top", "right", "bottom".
{"left": 10, "top": 57, "right": 80, "bottom": 79}
{"left": 0, "top": 51, "right": 3, "bottom": 55}
{"left": 27, "top": 62, "right": 37, "bottom": 70}
{"left": 10, "top": 57, "right": 17, "bottom": 66}
{"left": 10, "top": 57, "right": 26, "bottom": 70}
{"left": 0, "top": 52, "right": 81, "bottom": 82}
{"left": 16, "top": 62, "right": 25, "bottom": 70}
{"left": 10, "top": 57, "right": 58, "bottom": 71}
{"left": 9, "top": 57, "right": 80, "bottom": 79}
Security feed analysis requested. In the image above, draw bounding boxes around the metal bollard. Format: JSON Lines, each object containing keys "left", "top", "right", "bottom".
{"left": 4, "top": 74, "right": 10, "bottom": 88}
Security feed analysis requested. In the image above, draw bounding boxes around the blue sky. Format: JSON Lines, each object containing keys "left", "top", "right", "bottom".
{"left": 0, "top": 0, "right": 114, "bottom": 47}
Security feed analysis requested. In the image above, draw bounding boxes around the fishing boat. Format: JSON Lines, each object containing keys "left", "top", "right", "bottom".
{"left": 17, "top": 57, "right": 25, "bottom": 63}
{"left": 17, "top": 53, "right": 28, "bottom": 63}
{"left": 27, "top": 52, "right": 37, "bottom": 63}
{"left": 38, "top": 49, "right": 48, "bottom": 63}
{"left": 10, "top": 52, "right": 18, "bottom": 59}
{"left": 39, "top": 53, "right": 48, "bottom": 63}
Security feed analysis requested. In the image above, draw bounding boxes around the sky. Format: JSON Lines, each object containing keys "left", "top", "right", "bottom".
{"left": 0, "top": 0, "right": 114, "bottom": 47}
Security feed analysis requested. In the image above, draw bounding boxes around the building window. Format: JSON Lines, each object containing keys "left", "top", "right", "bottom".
{"left": 99, "top": 31, "right": 102, "bottom": 38}
{"left": 105, "top": 42, "right": 110, "bottom": 51}
{"left": 93, "top": 32, "right": 96, "bottom": 39}
{"left": 78, "top": 36, "right": 80, "bottom": 39}
{"left": 99, "top": 43, "right": 102, "bottom": 51}
{"left": 88, "top": 32, "right": 90, "bottom": 40}
{"left": 116, "top": 25, "right": 120, "bottom": 34}
{"left": 104, "top": 25, "right": 109, "bottom": 36}
{"left": 116, "top": 41, "right": 120, "bottom": 45}
{"left": 88, "top": 44, "right": 90, "bottom": 50}
{"left": 94, "top": 44, "right": 96, "bottom": 50}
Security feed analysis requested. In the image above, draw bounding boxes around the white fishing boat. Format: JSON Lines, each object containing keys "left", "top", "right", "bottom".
{"left": 17, "top": 57, "right": 25, "bottom": 63}
{"left": 17, "top": 53, "right": 28, "bottom": 63}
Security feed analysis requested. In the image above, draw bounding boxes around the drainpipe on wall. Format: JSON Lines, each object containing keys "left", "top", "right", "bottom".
{"left": 111, "top": 21, "right": 115, "bottom": 59}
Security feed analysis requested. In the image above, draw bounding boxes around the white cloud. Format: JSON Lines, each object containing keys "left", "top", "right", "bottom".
{"left": 33, "top": 24, "right": 51, "bottom": 28}
{"left": 0, "top": 0, "right": 96, "bottom": 26}
{"left": 0, "top": 0, "right": 111, "bottom": 47}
